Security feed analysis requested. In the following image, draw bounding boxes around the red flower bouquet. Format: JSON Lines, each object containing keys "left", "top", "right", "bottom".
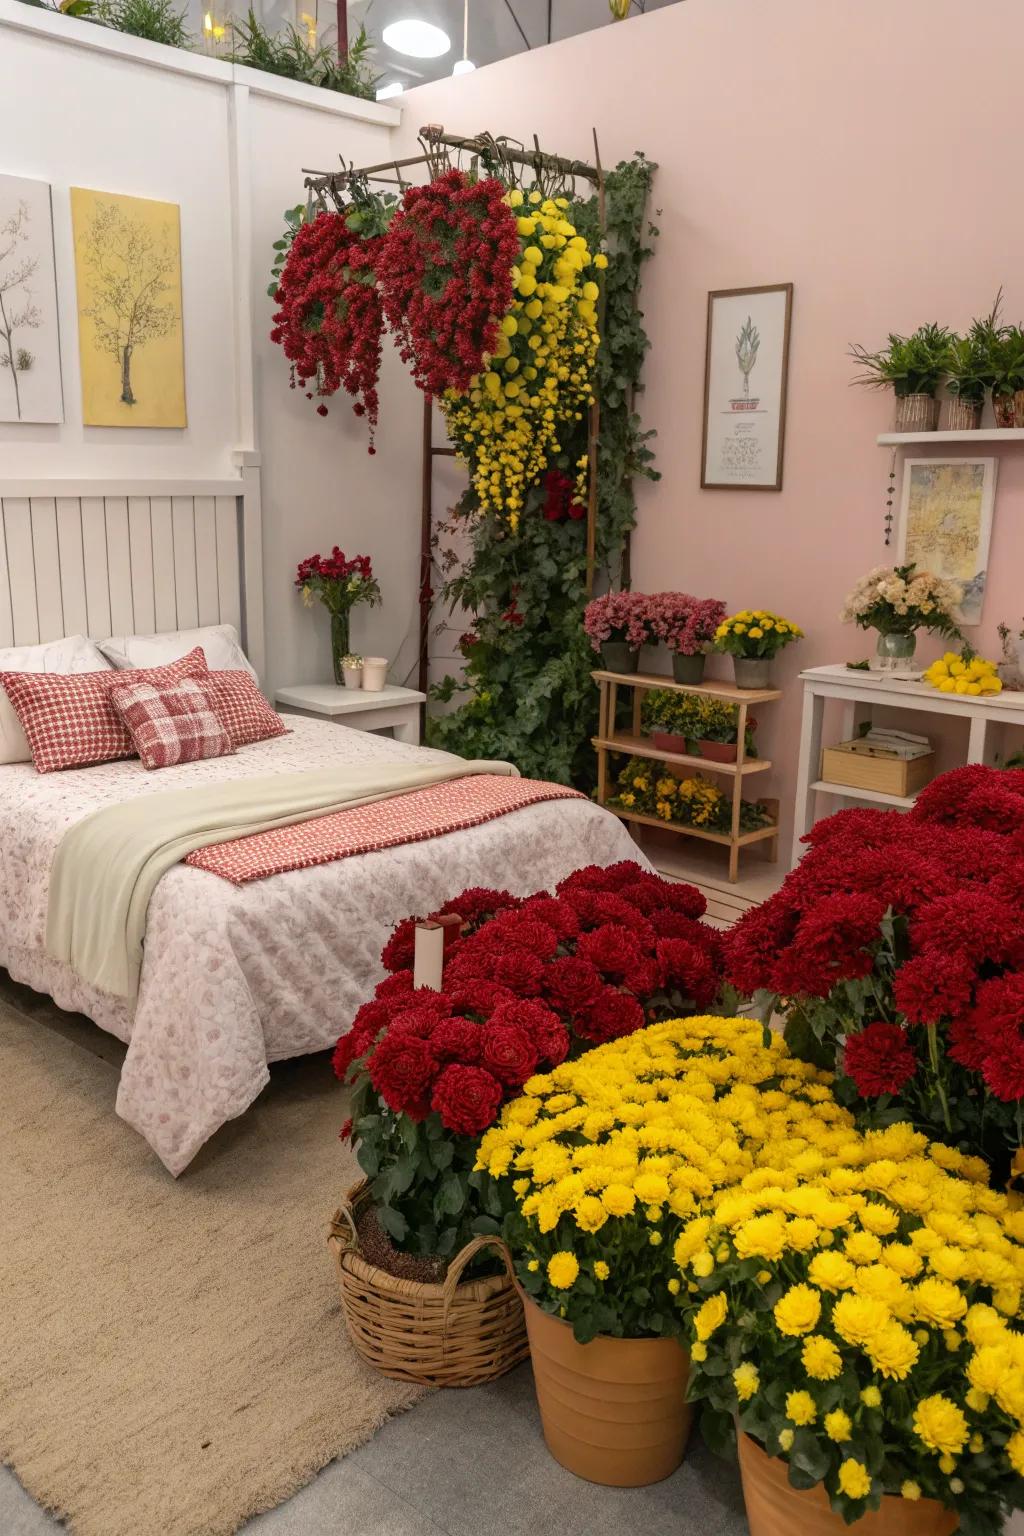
{"left": 725, "top": 764, "right": 1024, "bottom": 1181}
{"left": 334, "top": 861, "right": 724, "bottom": 1264}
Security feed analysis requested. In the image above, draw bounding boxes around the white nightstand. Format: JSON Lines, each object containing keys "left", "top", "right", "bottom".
{"left": 274, "top": 683, "right": 426, "bottom": 745}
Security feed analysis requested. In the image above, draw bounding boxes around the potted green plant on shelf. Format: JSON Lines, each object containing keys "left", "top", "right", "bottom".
{"left": 608, "top": 756, "right": 774, "bottom": 833}
{"left": 941, "top": 330, "right": 991, "bottom": 431}
{"left": 646, "top": 594, "right": 727, "bottom": 684}
{"left": 641, "top": 690, "right": 757, "bottom": 763}
{"left": 849, "top": 322, "right": 950, "bottom": 433}
{"left": 714, "top": 609, "right": 802, "bottom": 689}
{"left": 839, "top": 563, "right": 961, "bottom": 672}
{"left": 988, "top": 323, "right": 1024, "bottom": 429}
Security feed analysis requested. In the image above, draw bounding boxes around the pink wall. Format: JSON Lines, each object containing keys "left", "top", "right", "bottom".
{"left": 395, "top": 0, "right": 1024, "bottom": 856}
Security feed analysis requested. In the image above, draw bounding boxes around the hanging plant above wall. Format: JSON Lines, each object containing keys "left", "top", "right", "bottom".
{"left": 269, "top": 205, "right": 386, "bottom": 446}
{"left": 376, "top": 168, "right": 520, "bottom": 396}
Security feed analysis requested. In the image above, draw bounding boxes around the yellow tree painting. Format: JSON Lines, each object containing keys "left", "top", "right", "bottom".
{"left": 70, "top": 188, "right": 186, "bottom": 428}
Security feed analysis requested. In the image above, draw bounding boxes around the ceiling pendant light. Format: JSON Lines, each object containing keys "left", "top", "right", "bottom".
{"left": 382, "top": 18, "right": 451, "bottom": 58}
{"left": 452, "top": 0, "right": 475, "bottom": 74}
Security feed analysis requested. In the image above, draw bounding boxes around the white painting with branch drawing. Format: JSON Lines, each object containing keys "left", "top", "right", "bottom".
{"left": 0, "top": 174, "right": 64, "bottom": 424}
{"left": 701, "top": 284, "right": 792, "bottom": 491}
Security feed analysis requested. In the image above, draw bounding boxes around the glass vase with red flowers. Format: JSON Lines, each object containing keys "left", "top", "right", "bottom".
{"left": 295, "top": 548, "right": 381, "bottom": 684}
{"left": 332, "top": 862, "right": 726, "bottom": 1274}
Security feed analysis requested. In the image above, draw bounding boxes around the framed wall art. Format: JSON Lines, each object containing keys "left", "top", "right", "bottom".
{"left": 70, "top": 186, "right": 187, "bottom": 429}
{"left": 0, "top": 173, "right": 64, "bottom": 424}
{"left": 897, "top": 457, "right": 996, "bottom": 626}
{"left": 700, "top": 283, "right": 793, "bottom": 491}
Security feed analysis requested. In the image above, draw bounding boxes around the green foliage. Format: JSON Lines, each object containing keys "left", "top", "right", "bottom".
{"left": 944, "top": 331, "right": 992, "bottom": 405}
{"left": 641, "top": 689, "right": 757, "bottom": 751}
{"left": 230, "top": 11, "right": 379, "bottom": 101}
{"left": 268, "top": 205, "right": 307, "bottom": 299}
{"left": 849, "top": 322, "right": 951, "bottom": 398}
{"left": 427, "top": 154, "right": 659, "bottom": 787}
{"left": 15, "top": 0, "right": 96, "bottom": 15}
{"left": 96, "top": 0, "right": 189, "bottom": 44}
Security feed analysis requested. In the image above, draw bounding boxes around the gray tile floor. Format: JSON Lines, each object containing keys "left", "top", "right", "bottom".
{"left": 1, "top": 1365, "right": 747, "bottom": 1536}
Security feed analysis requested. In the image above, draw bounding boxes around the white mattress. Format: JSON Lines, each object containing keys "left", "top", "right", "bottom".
{"left": 0, "top": 716, "right": 644, "bottom": 1174}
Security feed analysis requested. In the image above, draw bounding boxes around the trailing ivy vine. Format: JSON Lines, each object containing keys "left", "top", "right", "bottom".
{"left": 427, "top": 153, "right": 659, "bottom": 787}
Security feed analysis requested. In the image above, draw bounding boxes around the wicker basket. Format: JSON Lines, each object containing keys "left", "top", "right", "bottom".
{"left": 327, "top": 1183, "right": 529, "bottom": 1387}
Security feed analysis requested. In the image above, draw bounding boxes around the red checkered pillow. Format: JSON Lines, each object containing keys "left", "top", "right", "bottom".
{"left": 0, "top": 648, "right": 208, "bottom": 773}
{"left": 108, "top": 676, "right": 234, "bottom": 770}
{"left": 202, "top": 670, "right": 287, "bottom": 748}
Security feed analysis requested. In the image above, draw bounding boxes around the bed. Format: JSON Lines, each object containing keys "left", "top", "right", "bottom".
{"left": 0, "top": 481, "right": 644, "bottom": 1174}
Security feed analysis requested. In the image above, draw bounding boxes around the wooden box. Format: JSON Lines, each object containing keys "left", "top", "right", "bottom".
{"left": 820, "top": 740, "right": 935, "bottom": 798}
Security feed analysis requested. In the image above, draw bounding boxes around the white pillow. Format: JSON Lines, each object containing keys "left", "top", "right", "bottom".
{"left": 0, "top": 636, "right": 112, "bottom": 765}
{"left": 98, "top": 624, "right": 257, "bottom": 681}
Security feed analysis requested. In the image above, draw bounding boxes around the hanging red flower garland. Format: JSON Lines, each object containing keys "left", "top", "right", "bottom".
{"left": 375, "top": 168, "right": 520, "bottom": 396}
{"left": 269, "top": 210, "right": 384, "bottom": 451}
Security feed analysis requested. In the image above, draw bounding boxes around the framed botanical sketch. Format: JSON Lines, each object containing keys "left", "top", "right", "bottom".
{"left": 897, "top": 457, "right": 996, "bottom": 626}
{"left": 0, "top": 173, "right": 64, "bottom": 424}
{"left": 70, "top": 187, "right": 186, "bottom": 428}
{"left": 701, "top": 283, "right": 793, "bottom": 490}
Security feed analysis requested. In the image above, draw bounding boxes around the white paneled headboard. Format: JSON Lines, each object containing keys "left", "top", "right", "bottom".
{"left": 0, "top": 474, "right": 265, "bottom": 679}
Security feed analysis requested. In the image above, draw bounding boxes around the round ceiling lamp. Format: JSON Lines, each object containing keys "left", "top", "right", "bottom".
{"left": 375, "top": 80, "right": 405, "bottom": 99}
{"left": 452, "top": 0, "right": 474, "bottom": 74}
{"left": 452, "top": 57, "right": 476, "bottom": 73}
{"left": 382, "top": 18, "right": 451, "bottom": 57}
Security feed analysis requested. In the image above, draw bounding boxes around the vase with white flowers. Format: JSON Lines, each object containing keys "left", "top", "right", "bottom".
{"left": 840, "top": 564, "right": 962, "bottom": 673}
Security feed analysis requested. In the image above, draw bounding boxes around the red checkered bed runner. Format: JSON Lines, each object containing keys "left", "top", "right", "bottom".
{"left": 184, "top": 773, "right": 587, "bottom": 885}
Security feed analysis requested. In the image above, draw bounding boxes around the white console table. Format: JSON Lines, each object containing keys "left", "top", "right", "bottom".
{"left": 792, "top": 664, "right": 1024, "bottom": 866}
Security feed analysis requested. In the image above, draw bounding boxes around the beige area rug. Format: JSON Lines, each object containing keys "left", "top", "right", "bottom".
{"left": 0, "top": 981, "right": 427, "bottom": 1536}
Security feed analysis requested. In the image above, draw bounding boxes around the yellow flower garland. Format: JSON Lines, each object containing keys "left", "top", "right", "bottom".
{"left": 439, "top": 190, "right": 603, "bottom": 529}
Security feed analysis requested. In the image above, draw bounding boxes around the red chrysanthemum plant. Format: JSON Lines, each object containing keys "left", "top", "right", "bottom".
{"left": 724, "top": 763, "right": 1024, "bottom": 1185}
{"left": 269, "top": 202, "right": 388, "bottom": 449}
{"left": 375, "top": 168, "right": 520, "bottom": 397}
{"left": 333, "top": 861, "right": 725, "bottom": 1268}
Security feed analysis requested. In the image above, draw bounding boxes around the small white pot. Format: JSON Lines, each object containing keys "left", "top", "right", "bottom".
{"left": 361, "top": 657, "right": 388, "bottom": 691}
{"left": 342, "top": 665, "right": 363, "bottom": 690}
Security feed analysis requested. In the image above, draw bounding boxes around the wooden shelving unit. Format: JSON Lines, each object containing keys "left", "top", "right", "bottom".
{"left": 592, "top": 668, "right": 782, "bottom": 883}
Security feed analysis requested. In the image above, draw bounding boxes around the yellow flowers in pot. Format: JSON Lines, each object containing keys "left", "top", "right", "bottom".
{"left": 676, "top": 1113, "right": 1024, "bottom": 1532}
{"left": 439, "top": 191, "right": 601, "bottom": 528}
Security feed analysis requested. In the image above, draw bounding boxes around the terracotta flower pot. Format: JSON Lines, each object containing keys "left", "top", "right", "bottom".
{"left": 695, "top": 738, "right": 738, "bottom": 763}
{"left": 737, "top": 1433, "right": 957, "bottom": 1536}
{"left": 650, "top": 731, "right": 690, "bottom": 757}
{"left": 519, "top": 1291, "right": 693, "bottom": 1487}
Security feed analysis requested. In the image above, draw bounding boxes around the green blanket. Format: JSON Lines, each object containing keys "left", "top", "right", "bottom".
{"left": 45, "top": 758, "right": 516, "bottom": 1002}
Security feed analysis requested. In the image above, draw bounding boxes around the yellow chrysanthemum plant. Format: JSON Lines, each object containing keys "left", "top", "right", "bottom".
{"left": 714, "top": 609, "right": 803, "bottom": 660}
{"left": 676, "top": 1119, "right": 1024, "bottom": 1534}
{"left": 474, "top": 1015, "right": 850, "bottom": 1345}
{"left": 438, "top": 189, "right": 602, "bottom": 530}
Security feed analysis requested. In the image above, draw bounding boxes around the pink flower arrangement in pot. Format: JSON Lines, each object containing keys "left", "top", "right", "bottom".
{"left": 583, "top": 592, "right": 653, "bottom": 674}
{"left": 647, "top": 594, "right": 727, "bottom": 684}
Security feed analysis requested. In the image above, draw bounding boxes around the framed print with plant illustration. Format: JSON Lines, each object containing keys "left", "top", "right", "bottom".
{"left": 701, "top": 283, "right": 792, "bottom": 491}
{"left": 70, "top": 187, "right": 186, "bottom": 428}
{"left": 0, "top": 173, "right": 64, "bottom": 424}
{"left": 897, "top": 457, "right": 996, "bottom": 625}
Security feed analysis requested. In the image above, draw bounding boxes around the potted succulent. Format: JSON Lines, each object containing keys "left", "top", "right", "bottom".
{"left": 849, "top": 323, "right": 950, "bottom": 432}
{"left": 714, "top": 609, "right": 803, "bottom": 689}
{"left": 478, "top": 1015, "right": 845, "bottom": 1487}
{"left": 839, "top": 563, "right": 961, "bottom": 672}
{"left": 641, "top": 690, "right": 757, "bottom": 763}
{"left": 295, "top": 547, "right": 381, "bottom": 684}
{"left": 583, "top": 591, "right": 652, "bottom": 674}
{"left": 941, "top": 330, "right": 990, "bottom": 431}
{"left": 340, "top": 653, "right": 363, "bottom": 688}
{"left": 677, "top": 1115, "right": 1024, "bottom": 1536}
{"left": 646, "top": 593, "right": 727, "bottom": 684}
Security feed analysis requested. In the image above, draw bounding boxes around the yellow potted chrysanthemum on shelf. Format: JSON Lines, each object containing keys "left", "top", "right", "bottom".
{"left": 675, "top": 1117, "right": 1024, "bottom": 1536}
{"left": 475, "top": 1016, "right": 852, "bottom": 1488}
{"left": 715, "top": 608, "right": 803, "bottom": 689}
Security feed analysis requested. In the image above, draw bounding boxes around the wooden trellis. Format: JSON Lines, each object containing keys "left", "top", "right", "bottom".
{"left": 301, "top": 125, "right": 607, "bottom": 695}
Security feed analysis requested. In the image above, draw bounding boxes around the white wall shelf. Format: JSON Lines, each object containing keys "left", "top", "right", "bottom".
{"left": 809, "top": 779, "right": 917, "bottom": 811}
{"left": 877, "top": 429, "right": 1024, "bottom": 444}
